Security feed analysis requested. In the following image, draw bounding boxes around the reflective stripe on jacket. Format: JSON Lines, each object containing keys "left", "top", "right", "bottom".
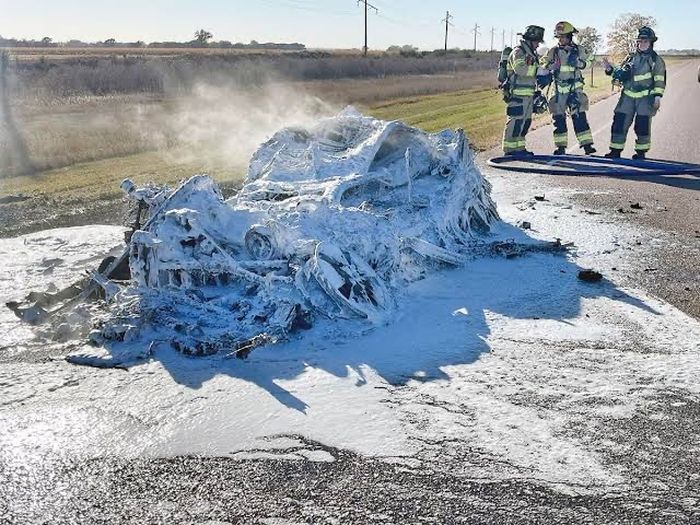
{"left": 541, "top": 44, "right": 590, "bottom": 93}
{"left": 507, "top": 41, "right": 538, "bottom": 96}
{"left": 615, "top": 51, "right": 667, "bottom": 98}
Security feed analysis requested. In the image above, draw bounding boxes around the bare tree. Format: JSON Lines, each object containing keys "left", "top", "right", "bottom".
{"left": 577, "top": 27, "right": 602, "bottom": 86}
{"left": 194, "top": 29, "right": 213, "bottom": 47}
{"left": 577, "top": 27, "right": 601, "bottom": 56}
{"left": 607, "top": 13, "right": 657, "bottom": 60}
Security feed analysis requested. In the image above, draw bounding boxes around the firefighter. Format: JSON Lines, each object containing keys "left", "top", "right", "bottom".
{"left": 603, "top": 27, "right": 666, "bottom": 160}
{"left": 540, "top": 21, "right": 596, "bottom": 155}
{"left": 501, "top": 25, "right": 545, "bottom": 156}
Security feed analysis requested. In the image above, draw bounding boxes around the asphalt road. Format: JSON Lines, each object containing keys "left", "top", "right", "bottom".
{"left": 2, "top": 62, "right": 699, "bottom": 525}
{"left": 526, "top": 58, "right": 700, "bottom": 165}
{"left": 484, "top": 58, "right": 700, "bottom": 319}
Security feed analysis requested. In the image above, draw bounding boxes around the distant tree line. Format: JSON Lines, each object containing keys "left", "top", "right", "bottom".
{"left": 657, "top": 49, "right": 700, "bottom": 55}
{"left": 0, "top": 32, "right": 306, "bottom": 51}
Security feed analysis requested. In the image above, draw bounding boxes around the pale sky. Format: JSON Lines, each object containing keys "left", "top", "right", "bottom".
{"left": 2, "top": 0, "right": 698, "bottom": 51}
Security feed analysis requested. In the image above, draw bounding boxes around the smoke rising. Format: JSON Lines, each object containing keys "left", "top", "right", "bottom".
{"left": 1, "top": 59, "right": 339, "bottom": 180}
{"left": 0, "top": 51, "right": 35, "bottom": 177}
{"left": 131, "top": 78, "right": 338, "bottom": 172}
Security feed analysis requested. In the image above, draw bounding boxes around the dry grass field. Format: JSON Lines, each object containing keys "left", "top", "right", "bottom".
{"left": 1, "top": 48, "right": 499, "bottom": 177}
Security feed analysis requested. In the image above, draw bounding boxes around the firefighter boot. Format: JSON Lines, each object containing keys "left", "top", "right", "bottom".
{"left": 553, "top": 146, "right": 566, "bottom": 155}
{"left": 583, "top": 144, "right": 597, "bottom": 155}
{"left": 505, "top": 150, "right": 535, "bottom": 157}
{"left": 632, "top": 151, "right": 646, "bottom": 160}
{"left": 605, "top": 149, "right": 622, "bottom": 159}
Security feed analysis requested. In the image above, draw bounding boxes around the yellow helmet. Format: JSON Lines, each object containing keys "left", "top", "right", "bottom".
{"left": 554, "top": 21, "right": 578, "bottom": 37}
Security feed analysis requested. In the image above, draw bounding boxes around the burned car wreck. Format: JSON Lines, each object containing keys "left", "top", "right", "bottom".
{"left": 9, "top": 107, "right": 516, "bottom": 364}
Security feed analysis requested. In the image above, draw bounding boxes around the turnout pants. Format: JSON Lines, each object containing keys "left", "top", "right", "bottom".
{"left": 548, "top": 89, "right": 593, "bottom": 148}
{"left": 610, "top": 94, "right": 654, "bottom": 152}
{"left": 503, "top": 95, "right": 534, "bottom": 153}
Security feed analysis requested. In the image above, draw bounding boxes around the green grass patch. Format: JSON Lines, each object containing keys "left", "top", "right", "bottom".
{"left": 369, "top": 66, "right": 615, "bottom": 151}
{"left": 370, "top": 88, "right": 505, "bottom": 150}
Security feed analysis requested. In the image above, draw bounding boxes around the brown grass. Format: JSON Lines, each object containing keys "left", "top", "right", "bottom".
{"left": 1, "top": 70, "right": 500, "bottom": 178}
{"left": 3, "top": 49, "right": 498, "bottom": 103}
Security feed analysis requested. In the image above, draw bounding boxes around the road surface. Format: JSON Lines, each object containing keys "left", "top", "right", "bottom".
{"left": 1, "top": 61, "right": 700, "bottom": 525}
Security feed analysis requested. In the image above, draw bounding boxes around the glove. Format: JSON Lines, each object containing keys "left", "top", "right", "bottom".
{"left": 537, "top": 72, "right": 553, "bottom": 89}
{"left": 602, "top": 57, "right": 613, "bottom": 75}
{"left": 653, "top": 96, "right": 661, "bottom": 111}
{"left": 552, "top": 54, "right": 561, "bottom": 71}
{"left": 525, "top": 55, "right": 535, "bottom": 66}
{"left": 612, "top": 65, "right": 632, "bottom": 83}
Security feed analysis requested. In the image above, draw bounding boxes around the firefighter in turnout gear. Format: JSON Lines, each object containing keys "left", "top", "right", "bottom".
{"left": 603, "top": 27, "right": 666, "bottom": 160}
{"left": 501, "top": 25, "right": 545, "bottom": 156}
{"left": 540, "top": 21, "right": 596, "bottom": 155}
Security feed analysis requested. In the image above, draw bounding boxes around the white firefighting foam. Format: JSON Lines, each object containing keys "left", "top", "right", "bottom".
{"left": 69, "top": 107, "right": 500, "bottom": 364}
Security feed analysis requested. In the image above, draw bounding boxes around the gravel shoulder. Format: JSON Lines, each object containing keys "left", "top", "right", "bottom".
{"left": 3, "top": 432, "right": 698, "bottom": 525}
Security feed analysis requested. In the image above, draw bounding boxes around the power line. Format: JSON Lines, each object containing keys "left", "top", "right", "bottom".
{"left": 257, "top": 0, "right": 353, "bottom": 16}
{"left": 490, "top": 26, "right": 496, "bottom": 52}
{"left": 369, "top": 0, "right": 434, "bottom": 29}
{"left": 471, "top": 23, "right": 481, "bottom": 52}
{"left": 356, "top": 0, "right": 378, "bottom": 57}
{"left": 441, "top": 11, "right": 454, "bottom": 52}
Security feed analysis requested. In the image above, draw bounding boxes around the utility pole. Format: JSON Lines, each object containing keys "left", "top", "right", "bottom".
{"left": 502, "top": 29, "right": 506, "bottom": 49}
{"left": 471, "top": 23, "right": 481, "bottom": 52}
{"left": 442, "top": 11, "right": 454, "bottom": 52}
{"left": 356, "top": 0, "right": 378, "bottom": 57}
{"left": 510, "top": 29, "right": 514, "bottom": 47}
{"left": 490, "top": 27, "right": 495, "bottom": 52}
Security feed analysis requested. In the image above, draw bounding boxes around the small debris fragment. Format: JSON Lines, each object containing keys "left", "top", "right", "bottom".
{"left": 630, "top": 202, "right": 643, "bottom": 210}
{"left": 534, "top": 195, "right": 546, "bottom": 201}
{"left": 521, "top": 221, "right": 531, "bottom": 230}
{"left": 582, "top": 209, "right": 602, "bottom": 215}
{"left": 644, "top": 267, "right": 658, "bottom": 272}
{"left": 578, "top": 269, "right": 603, "bottom": 282}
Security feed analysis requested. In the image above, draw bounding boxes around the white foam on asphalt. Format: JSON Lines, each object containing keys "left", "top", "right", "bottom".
{"left": 1, "top": 167, "right": 699, "bottom": 494}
